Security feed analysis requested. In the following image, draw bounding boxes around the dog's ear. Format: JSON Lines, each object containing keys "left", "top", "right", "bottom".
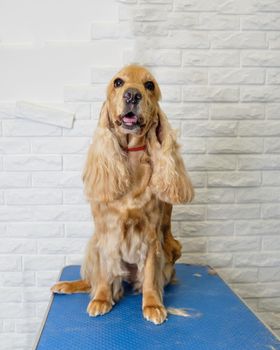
{"left": 83, "top": 102, "right": 130, "bottom": 202}
{"left": 147, "top": 107, "right": 194, "bottom": 204}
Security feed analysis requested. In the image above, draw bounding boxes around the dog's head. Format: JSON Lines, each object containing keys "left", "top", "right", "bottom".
{"left": 104, "top": 65, "right": 161, "bottom": 136}
{"left": 84, "top": 64, "right": 194, "bottom": 204}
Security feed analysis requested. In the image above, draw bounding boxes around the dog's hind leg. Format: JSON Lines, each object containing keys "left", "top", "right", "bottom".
{"left": 51, "top": 280, "right": 91, "bottom": 294}
{"left": 112, "top": 277, "right": 124, "bottom": 302}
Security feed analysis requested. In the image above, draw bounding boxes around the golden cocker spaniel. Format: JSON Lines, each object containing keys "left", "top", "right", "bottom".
{"left": 51, "top": 65, "right": 194, "bottom": 324}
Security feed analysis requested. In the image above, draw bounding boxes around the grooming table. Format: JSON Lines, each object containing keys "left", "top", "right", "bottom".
{"left": 34, "top": 265, "right": 280, "bottom": 350}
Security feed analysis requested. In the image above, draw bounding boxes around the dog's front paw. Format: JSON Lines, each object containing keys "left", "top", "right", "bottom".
{"left": 143, "top": 304, "right": 167, "bottom": 325}
{"left": 87, "top": 299, "right": 112, "bottom": 317}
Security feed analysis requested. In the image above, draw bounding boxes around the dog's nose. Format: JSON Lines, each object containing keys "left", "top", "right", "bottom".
{"left": 123, "top": 88, "right": 142, "bottom": 105}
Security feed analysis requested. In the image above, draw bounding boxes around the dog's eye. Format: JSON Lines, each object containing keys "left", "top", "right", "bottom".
{"left": 144, "top": 81, "right": 155, "bottom": 91}
{"left": 114, "top": 78, "right": 124, "bottom": 88}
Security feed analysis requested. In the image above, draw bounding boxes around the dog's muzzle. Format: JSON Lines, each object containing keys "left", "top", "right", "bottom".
{"left": 123, "top": 88, "right": 142, "bottom": 106}
{"left": 121, "top": 88, "right": 143, "bottom": 131}
{"left": 121, "top": 111, "right": 139, "bottom": 130}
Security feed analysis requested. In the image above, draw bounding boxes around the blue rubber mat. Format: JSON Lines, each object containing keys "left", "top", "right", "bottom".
{"left": 34, "top": 264, "right": 280, "bottom": 350}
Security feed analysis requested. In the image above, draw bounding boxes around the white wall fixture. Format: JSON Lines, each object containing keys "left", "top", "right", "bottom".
{"left": 15, "top": 101, "right": 75, "bottom": 129}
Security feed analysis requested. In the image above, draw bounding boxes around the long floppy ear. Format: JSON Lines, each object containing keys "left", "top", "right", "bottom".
{"left": 147, "top": 108, "right": 194, "bottom": 204}
{"left": 83, "top": 102, "right": 130, "bottom": 202}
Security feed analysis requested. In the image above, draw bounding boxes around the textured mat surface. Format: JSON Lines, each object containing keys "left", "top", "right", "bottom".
{"left": 35, "top": 264, "right": 280, "bottom": 350}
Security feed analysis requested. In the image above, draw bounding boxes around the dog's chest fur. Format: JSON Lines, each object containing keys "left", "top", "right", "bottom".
{"left": 119, "top": 150, "right": 157, "bottom": 265}
{"left": 92, "top": 149, "right": 162, "bottom": 284}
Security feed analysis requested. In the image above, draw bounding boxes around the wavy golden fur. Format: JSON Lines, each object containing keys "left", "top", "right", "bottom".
{"left": 51, "top": 65, "right": 194, "bottom": 324}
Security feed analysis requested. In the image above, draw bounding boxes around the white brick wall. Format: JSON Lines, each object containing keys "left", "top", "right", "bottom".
{"left": 0, "top": 0, "right": 280, "bottom": 348}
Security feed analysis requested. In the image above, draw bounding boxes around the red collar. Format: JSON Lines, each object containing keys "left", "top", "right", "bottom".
{"left": 123, "top": 145, "right": 146, "bottom": 152}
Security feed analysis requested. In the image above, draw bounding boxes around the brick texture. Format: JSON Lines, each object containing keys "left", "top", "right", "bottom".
{"left": 0, "top": 0, "right": 280, "bottom": 348}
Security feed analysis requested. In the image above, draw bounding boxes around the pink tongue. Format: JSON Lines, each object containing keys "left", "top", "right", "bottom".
{"left": 123, "top": 115, "right": 137, "bottom": 124}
